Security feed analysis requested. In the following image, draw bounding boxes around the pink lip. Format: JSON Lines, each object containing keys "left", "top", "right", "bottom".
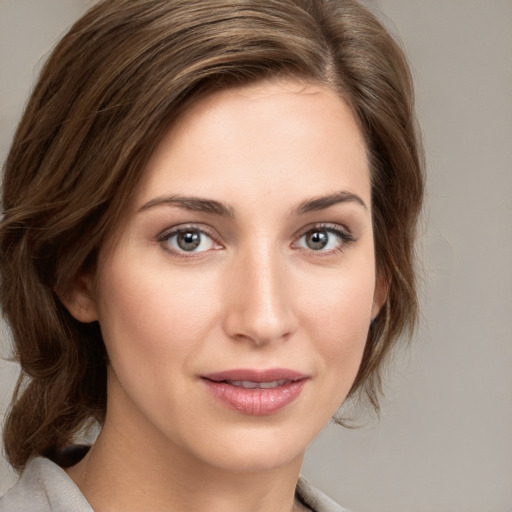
{"left": 201, "top": 368, "right": 308, "bottom": 416}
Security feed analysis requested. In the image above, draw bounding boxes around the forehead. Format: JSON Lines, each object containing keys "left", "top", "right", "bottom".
{"left": 135, "top": 79, "right": 370, "bottom": 212}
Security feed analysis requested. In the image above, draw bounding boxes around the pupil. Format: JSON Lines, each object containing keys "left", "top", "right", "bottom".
{"left": 307, "top": 230, "right": 328, "bottom": 250}
{"left": 177, "top": 230, "right": 201, "bottom": 251}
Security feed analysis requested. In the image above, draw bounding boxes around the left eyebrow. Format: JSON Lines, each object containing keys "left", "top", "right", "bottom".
{"left": 294, "top": 191, "right": 368, "bottom": 215}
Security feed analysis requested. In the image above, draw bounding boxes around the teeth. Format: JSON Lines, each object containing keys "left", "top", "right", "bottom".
{"left": 260, "top": 380, "right": 286, "bottom": 388}
{"left": 233, "top": 381, "right": 259, "bottom": 389}
{"left": 228, "top": 380, "right": 287, "bottom": 389}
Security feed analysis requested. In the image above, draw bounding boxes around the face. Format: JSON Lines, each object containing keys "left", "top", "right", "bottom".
{"left": 71, "top": 80, "right": 383, "bottom": 474}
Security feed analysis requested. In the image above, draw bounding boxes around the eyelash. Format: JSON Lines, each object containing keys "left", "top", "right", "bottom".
{"left": 157, "top": 224, "right": 221, "bottom": 259}
{"left": 292, "top": 224, "right": 356, "bottom": 256}
{"left": 156, "top": 223, "right": 355, "bottom": 259}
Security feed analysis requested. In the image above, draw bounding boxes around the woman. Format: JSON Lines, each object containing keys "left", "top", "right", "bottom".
{"left": 0, "top": 0, "right": 424, "bottom": 510}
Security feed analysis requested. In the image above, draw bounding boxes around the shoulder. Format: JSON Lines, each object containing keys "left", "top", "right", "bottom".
{"left": 296, "top": 477, "right": 352, "bottom": 512}
{"left": 0, "top": 456, "right": 93, "bottom": 512}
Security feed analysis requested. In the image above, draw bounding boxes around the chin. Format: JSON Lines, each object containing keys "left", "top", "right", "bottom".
{"left": 204, "top": 446, "right": 303, "bottom": 474}
{"left": 181, "top": 422, "right": 315, "bottom": 474}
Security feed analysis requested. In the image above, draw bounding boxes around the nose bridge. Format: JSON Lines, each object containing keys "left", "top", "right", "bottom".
{"left": 223, "top": 241, "right": 296, "bottom": 345}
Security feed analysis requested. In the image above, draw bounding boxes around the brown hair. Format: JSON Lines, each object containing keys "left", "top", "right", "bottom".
{"left": 0, "top": 0, "right": 424, "bottom": 472}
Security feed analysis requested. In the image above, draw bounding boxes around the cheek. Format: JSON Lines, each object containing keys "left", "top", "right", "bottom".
{"left": 300, "top": 270, "right": 375, "bottom": 341}
{"left": 94, "top": 255, "right": 219, "bottom": 364}
{"left": 296, "top": 268, "right": 375, "bottom": 393}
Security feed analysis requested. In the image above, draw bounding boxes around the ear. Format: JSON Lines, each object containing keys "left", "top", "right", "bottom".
{"left": 371, "top": 273, "right": 388, "bottom": 321}
{"left": 55, "top": 273, "right": 99, "bottom": 323}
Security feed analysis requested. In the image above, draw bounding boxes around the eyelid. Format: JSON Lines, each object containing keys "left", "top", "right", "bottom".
{"left": 156, "top": 223, "right": 223, "bottom": 257}
{"left": 292, "top": 223, "right": 356, "bottom": 253}
{"left": 293, "top": 222, "right": 354, "bottom": 240}
{"left": 157, "top": 222, "right": 217, "bottom": 240}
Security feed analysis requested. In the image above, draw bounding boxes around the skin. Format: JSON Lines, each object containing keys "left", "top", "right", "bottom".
{"left": 63, "top": 79, "right": 385, "bottom": 512}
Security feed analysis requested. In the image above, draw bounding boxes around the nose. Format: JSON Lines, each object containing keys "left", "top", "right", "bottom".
{"left": 222, "top": 246, "right": 297, "bottom": 346}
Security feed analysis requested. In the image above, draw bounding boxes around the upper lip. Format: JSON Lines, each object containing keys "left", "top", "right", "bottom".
{"left": 201, "top": 368, "right": 307, "bottom": 383}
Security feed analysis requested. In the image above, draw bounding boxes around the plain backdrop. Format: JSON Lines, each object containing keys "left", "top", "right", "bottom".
{"left": 1, "top": 1, "right": 511, "bottom": 511}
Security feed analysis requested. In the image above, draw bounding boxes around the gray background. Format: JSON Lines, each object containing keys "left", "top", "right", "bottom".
{"left": 1, "top": 1, "right": 511, "bottom": 511}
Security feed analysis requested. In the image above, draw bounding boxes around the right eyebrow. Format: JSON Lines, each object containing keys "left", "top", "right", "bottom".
{"left": 294, "top": 190, "right": 368, "bottom": 215}
{"left": 138, "top": 195, "right": 235, "bottom": 218}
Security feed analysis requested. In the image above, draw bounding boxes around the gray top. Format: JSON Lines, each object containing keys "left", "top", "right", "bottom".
{"left": 0, "top": 456, "right": 350, "bottom": 512}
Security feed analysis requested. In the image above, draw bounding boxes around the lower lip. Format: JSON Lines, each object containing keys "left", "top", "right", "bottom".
{"left": 203, "top": 379, "right": 307, "bottom": 415}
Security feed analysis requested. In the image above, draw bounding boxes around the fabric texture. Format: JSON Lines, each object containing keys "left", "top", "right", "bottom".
{"left": 0, "top": 455, "right": 350, "bottom": 512}
{"left": 0, "top": 457, "right": 93, "bottom": 512}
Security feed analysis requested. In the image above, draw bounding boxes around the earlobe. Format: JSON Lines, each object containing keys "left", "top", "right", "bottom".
{"left": 371, "top": 274, "right": 389, "bottom": 321}
{"left": 55, "top": 273, "right": 99, "bottom": 323}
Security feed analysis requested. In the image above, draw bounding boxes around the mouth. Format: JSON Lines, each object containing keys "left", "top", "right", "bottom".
{"left": 221, "top": 379, "right": 291, "bottom": 389}
{"left": 201, "top": 369, "right": 308, "bottom": 415}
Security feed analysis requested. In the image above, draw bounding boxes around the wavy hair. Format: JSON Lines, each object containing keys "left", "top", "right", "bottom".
{"left": 0, "top": 0, "right": 424, "bottom": 471}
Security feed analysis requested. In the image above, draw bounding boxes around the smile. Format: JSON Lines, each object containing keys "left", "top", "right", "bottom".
{"left": 227, "top": 379, "right": 289, "bottom": 389}
{"left": 201, "top": 369, "right": 308, "bottom": 415}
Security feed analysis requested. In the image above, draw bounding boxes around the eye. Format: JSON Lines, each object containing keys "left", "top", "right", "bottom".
{"left": 294, "top": 226, "right": 354, "bottom": 253}
{"left": 158, "top": 227, "right": 220, "bottom": 255}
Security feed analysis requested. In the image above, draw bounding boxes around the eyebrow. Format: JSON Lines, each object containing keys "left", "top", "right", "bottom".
{"left": 139, "top": 190, "right": 367, "bottom": 218}
{"left": 294, "top": 191, "right": 368, "bottom": 215}
{"left": 139, "top": 195, "right": 235, "bottom": 218}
